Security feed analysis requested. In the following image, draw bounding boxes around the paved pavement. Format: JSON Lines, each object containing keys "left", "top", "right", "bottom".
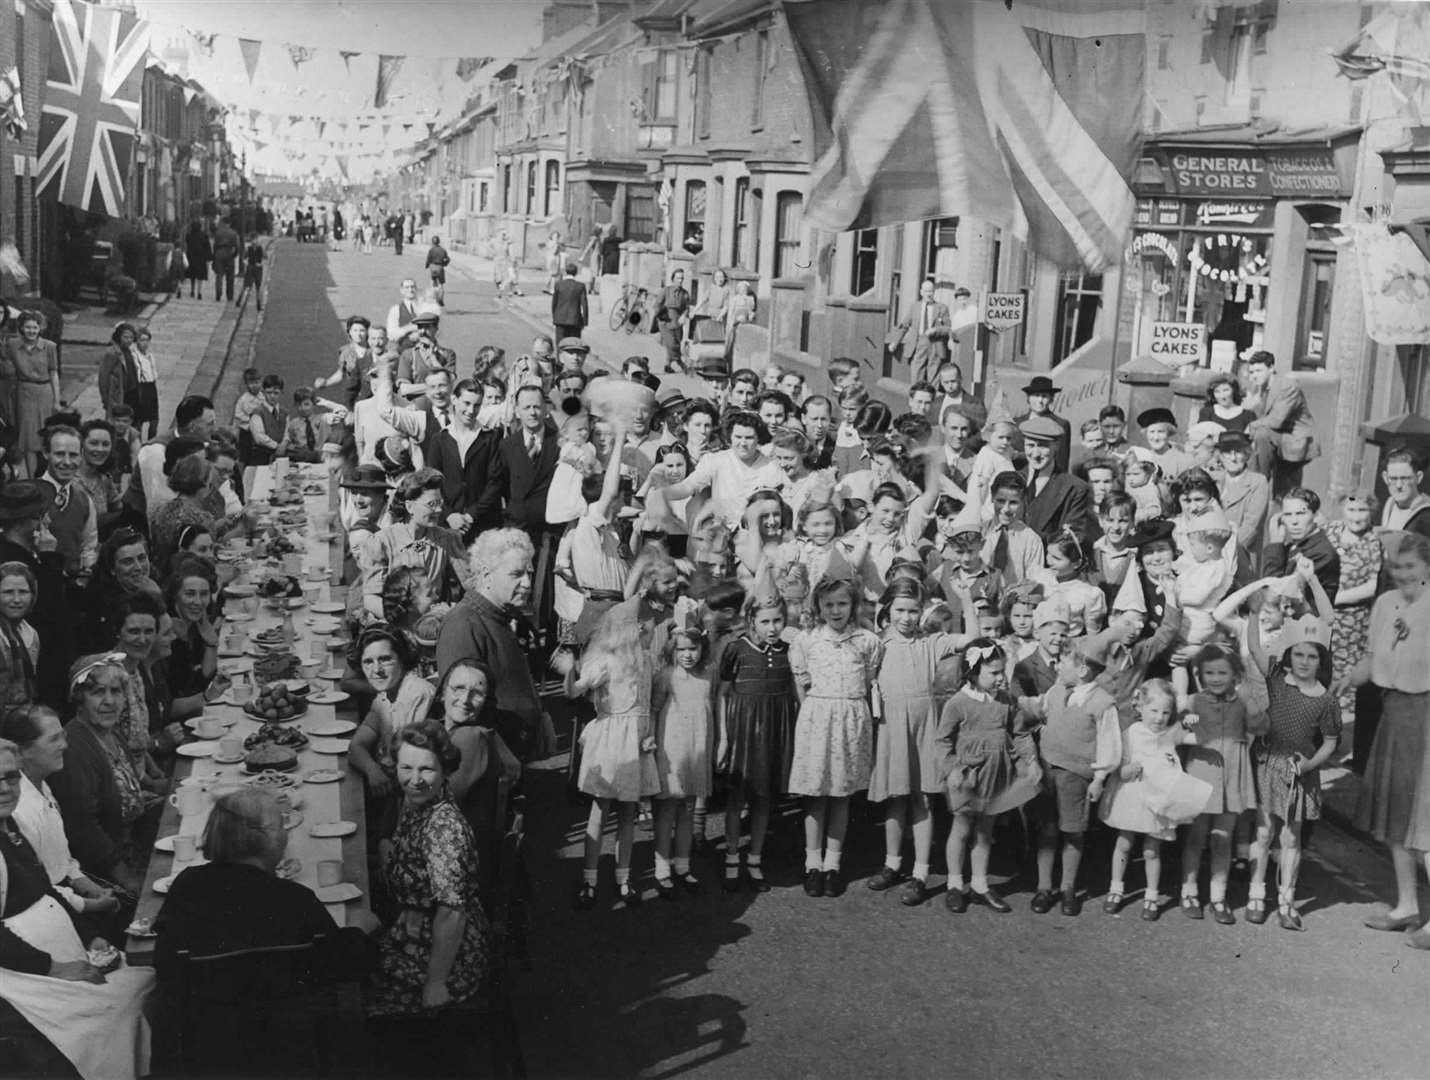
{"left": 217, "top": 243, "right": 1430, "bottom": 1078}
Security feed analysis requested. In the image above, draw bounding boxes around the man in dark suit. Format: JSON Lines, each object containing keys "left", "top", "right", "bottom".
{"left": 479, "top": 384, "right": 561, "bottom": 649}
{"left": 1014, "top": 376, "right": 1073, "bottom": 475}
{"left": 1020, "top": 415, "right": 1093, "bottom": 543}
{"left": 424, "top": 378, "right": 501, "bottom": 541}
{"left": 479, "top": 384, "right": 559, "bottom": 541}
{"left": 551, "top": 261, "right": 588, "bottom": 346}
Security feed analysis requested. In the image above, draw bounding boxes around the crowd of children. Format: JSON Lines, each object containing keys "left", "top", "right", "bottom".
{"left": 540, "top": 350, "right": 1410, "bottom": 935}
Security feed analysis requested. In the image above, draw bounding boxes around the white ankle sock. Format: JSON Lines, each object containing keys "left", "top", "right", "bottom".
{"left": 654, "top": 853, "right": 671, "bottom": 880}
{"left": 947, "top": 875, "right": 965, "bottom": 892}
{"left": 884, "top": 855, "right": 902, "bottom": 872}
{"left": 822, "top": 851, "right": 842, "bottom": 873}
{"left": 615, "top": 867, "right": 630, "bottom": 886}
{"left": 970, "top": 875, "right": 989, "bottom": 893}
{"left": 583, "top": 869, "right": 598, "bottom": 887}
{"left": 673, "top": 858, "right": 690, "bottom": 875}
{"left": 805, "top": 848, "right": 822, "bottom": 872}
{"left": 1110, "top": 879, "right": 1125, "bottom": 895}
{"left": 912, "top": 862, "right": 930, "bottom": 882}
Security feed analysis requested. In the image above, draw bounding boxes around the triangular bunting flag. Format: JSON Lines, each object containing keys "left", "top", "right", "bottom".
{"left": 318, "top": 121, "right": 327, "bottom": 139}
{"left": 457, "top": 57, "right": 482, "bottom": 81}
{"left": 238, "top": 38, "right": 262, "bottom": 83}
{"left": 340, "top": 50, "right": 359, "bottom": 74}
{"left": 375, "top": 55, "right": 404, "bottom": 109}
{"left": 182, "top": 86, "right": 197, "bottom": 105}
{"left": 382, "top": 124, "right": 390, "bottom": 139}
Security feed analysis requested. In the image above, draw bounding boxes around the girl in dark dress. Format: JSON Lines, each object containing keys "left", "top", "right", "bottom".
{"left": 717, "top": 592, "right": 798, "bottom": 893}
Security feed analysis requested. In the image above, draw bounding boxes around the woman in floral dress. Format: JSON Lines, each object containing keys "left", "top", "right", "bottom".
{"left": 368, "top": 722, "right": 491, "bottom": 1047}
{"left": 1324, "top": 492, "right": 1382, "bottom": 718}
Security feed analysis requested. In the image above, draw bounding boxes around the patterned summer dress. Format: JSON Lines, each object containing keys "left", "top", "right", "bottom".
{"left": 367, "top": 796, "right": 491, "bottom": 1016}
{"left": 787, "top": 625, "right": 883, "bottom": 797}
{"left": 652, "top": 665, "right": 714, "bottom": 799}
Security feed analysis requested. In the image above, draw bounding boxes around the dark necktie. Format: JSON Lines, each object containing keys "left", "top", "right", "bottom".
{"left": 3, "top": 621, "right": 35, "bottom": 693}
{"left": 991, "top": 526, "right": 1010, "bottom": 572}
{"left": 527, "top": 435, "right": 541, "bottom": 463}
{"left": 54, "top": 484, "right": 69, "bottom": 511}
{"left": 305, "top": 419, "right": 316, "bottom": 450}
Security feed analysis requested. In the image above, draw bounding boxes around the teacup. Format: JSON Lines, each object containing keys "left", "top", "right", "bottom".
{"left": 195, "top": 717, "right": 226, "bottom": 739}
{"left": 170, "top": 787, "right": 208, "bottom": 817}
{"left": 218, "top": 735, "right": 244, "bottom": 760}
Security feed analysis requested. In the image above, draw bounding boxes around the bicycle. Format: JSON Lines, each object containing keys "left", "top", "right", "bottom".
{"left": 607, "top": 283, "right": 651, "bottom": 333}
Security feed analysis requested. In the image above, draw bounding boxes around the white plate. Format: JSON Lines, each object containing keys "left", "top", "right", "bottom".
{"left": 185, "top": 715, "right": 235, "bottom": 732}
{"left": 302, "top": 718, "right": 355, "bottom": 736}
{"left": 315, "top": 882, "right": 362, "bottom": 903}
{"left": 224, "top": 612, "right": 255, "bottom": 622}
{"left": 310, "top": 820, "right": 357, "bottom": 838}
{"left": 153, "top": 834, "right": 203, "bottom": 853}
{"left": 316, "top": 667, "right": 346, "bottom": 680}
{"left": 306, "top": 769, "right": 345, "bottom": 784}
{"left": 309, "top": 601, "right": 346, "bottom": 614}
{"left": 124, "top": 921, "right": 156, "bottom": 938}
{"left": 212, "top": 752, "right": 246, "bottom": 765}
{"left": 309, "top": 738, "right": 349, "bottom": 755}
{"left": 176, "top": 741, "right": 219, "bottom": 758}
{"left": 224, "top": 585, "right": 257, "bottom": 598}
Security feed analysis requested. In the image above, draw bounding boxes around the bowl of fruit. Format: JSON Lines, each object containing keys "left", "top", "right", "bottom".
{"left": 243, "top": 681, "right": 309, "bottom": 722}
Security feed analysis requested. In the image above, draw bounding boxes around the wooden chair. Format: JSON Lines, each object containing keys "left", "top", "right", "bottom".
{"left": 159, "top": 934, "right": 336, "bottom": 1077}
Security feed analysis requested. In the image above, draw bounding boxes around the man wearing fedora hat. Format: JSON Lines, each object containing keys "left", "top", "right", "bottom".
{"left": 1020, "top": 414, "right": 1093, "bottom": 544}
{"left": 1014, "top": 376, "right": 1073, "bottom": 474}
{"left": 0, "top": 479, "right": 72, "bottom": 707}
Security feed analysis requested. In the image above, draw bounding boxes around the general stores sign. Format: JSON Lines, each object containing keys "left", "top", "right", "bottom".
{"left": 1155, "top": 146, "right": 1348, "bottom": 198}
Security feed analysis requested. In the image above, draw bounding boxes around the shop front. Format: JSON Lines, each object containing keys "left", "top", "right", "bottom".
{"left": 1128, "top": 128, "right": 1359, "bottom": 374}
{"left": 1120, "top": 127, "right": 1363, "bottom": 492}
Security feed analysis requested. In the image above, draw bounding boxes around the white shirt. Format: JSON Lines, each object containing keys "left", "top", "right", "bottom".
{"left": 14, "top": 775, "right": 86, "bottom": 911}
{"left": 132, "top": 348, "right": 157, "bottom": 383}
{"left": 686, "top": 448, "right": 785, "bottom": 528}
{"left": 137, "top": 441, "right": 176, "bottom": 520}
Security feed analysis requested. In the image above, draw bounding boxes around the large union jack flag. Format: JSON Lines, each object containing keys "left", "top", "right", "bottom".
{"left": 785, "top": 0, "right": 1145, "bottom": 273}
{"left": 36, "top": 0, "right": 149, "bottom": 217}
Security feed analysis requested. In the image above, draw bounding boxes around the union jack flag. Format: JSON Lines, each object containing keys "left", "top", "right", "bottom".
{"left": 36, "top": 0, "right": 150, "bottom": 216}
{"left": 785, "top": 0, "right": 1145, "bottom": 272}
{"left": 0, "top": 66, "right": 24, "bottom": 138}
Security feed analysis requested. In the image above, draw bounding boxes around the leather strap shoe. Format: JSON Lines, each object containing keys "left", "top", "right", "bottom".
{"left": 1030, "top": 889, "right": 1056, "bottom": 914}
{"left": 824, "top": 869, "right": 846, "bottom": 897}
{"left": 973, "top": 887, "right": 1011, "bottom": 913}
{"left": 900, "top": 878, "right": 932, "bottom": 907}
{"left": 867, "top": 866, "right": 903, "bottom": 892}
{"left": 1061, "top": 891, "right": 1082, "bottom": 917}
{"left": 945, "top": 887, "right": 969, "bottom": 914}
{"left": 803, "top": 869, "right": 826, "bottom": 898}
